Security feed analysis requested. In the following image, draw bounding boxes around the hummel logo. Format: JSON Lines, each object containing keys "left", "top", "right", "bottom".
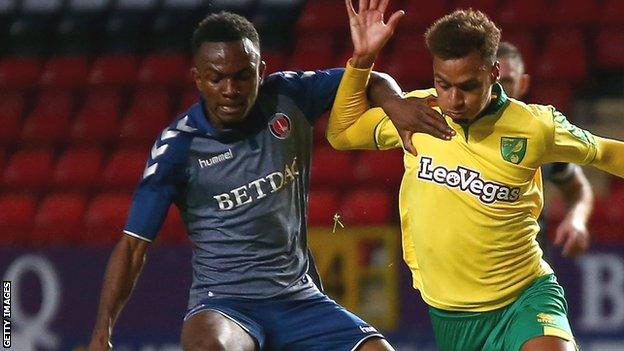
{"left": 198, "top": 149, "right": 234, "bottom": 168}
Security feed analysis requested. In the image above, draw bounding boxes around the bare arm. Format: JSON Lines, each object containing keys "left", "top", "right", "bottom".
{"left": 553, "top": 167, "right": 594, "bottom": 257}
{"left": 88, "top": 235, "right": 149, "bottom": 350}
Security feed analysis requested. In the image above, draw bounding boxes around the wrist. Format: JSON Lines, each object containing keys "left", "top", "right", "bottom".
{"left": 351, "top": 53, "right": 377, "bottom": 69}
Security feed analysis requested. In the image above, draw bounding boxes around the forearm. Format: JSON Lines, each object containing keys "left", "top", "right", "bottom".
{"left": 560, "top": 168, "right": 593, "bottom": 225}
{"left": 91, "top": 236, "right": 147, "bottom": 344}
{"left": 327, "top": 61, "right": 384, "bottom": 150}
{"left": 591, "top": 136, "right": 624, "bottom": 178}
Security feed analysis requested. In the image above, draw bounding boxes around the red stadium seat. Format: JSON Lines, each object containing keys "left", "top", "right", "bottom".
{"left": 595, "top": 28, "right": 624, "bottom": 70}
{"left": 549, "top": 0, "right": 598, "bottom": 27}
{"left": 0, "top": 56, "right": 42, "bottom": 89}
{"left": 296, "top": 1, "right": 347, "bottom": 35}
{"left": 308, "top": 190, "right": 340, "bottom": 226}
{"left": 310, "top": 146, "right": 356, "bottom": 189}
{"left": 529, "top": 83, "right": 573, "bottom": 113}
{"left": 156, "top": 205, "right": 187, "bottom": 245}
{"left": 354, "top": 150, "right": 404, "bottom": 188}
{"left": 31, "top": 193, "right": 87, "bottom": 245}
{"left": 590, "top": 192, "right": 624, "bottom": 243}
{"left": 599, "top": 0, "right": 624, "bottom": 27}
{"left": 38, "top": 55, "right": 89, "bottom": 88}
{"left": 84, "top": 192, "right": 132, "bottom": 245}
{"left": 53, "top": 147, "right": 104, "bottom": 190}
{"left": 400, "top": 0, "right": 447, "bottom": 30}
{"left": 119, "top": 88, "right": 172, "bottom": 144}
{"left": 178, "top": 89, "right": 199, "bottom": 115}
{"left": 21, "top": 90, "right": 74, "bottom": 145}
{"left": 2, "top": 149, "right": 53, "bottom": 189}
{"left": 535, "top": 30, "right": 587, "bottom": 83}
{"left": 451, "top": 0, "right": 496, "bottom": 18}
{"left": 137, "top": 53, "right": 191, "bottom": 87}
{"left": 0, "top": 92, "right": 25, "bottom": 145}
{"left": 312, "top": 113, "right": 330, "bottom": 146}
{"left": 0, "top": 193, "right": 37, "bottom": 244}
{"left": 498, "top": 0, "right": 548, "bottom": 28}
{"left": 501, "top": 31, "right": 537, "bottom": 74}
{"left": 88, "top": 54, "right": 138, "bottom": 86}
{"left": 339, "top": 190, "right": 392, "bottom": 225}
{"left": 384, "top": 36, "right": 432, "bottom": 87}
{"left": 101, "top": 147, "right": 147, "bottom": 190}
{"left": 70, "top": 89, "right": 122, "bottom": 144}
{"left": 289, "top": 34, "right": 335, "bottom": 71}
{"left": 262, "top": 50, "right": 288, "bottom": 74}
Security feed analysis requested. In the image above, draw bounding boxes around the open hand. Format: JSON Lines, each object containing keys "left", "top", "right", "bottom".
{"left": 553, "top": 216, "right": 590, "bottom": 258}
{"left": 345, "top": 0, "right": 405, "bottom": 68}
{"left": 384, "top": 95, "right": 455, "bottom": 155}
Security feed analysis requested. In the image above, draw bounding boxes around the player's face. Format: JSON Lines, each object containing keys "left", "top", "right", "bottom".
{"left": 498, "top": 57, "right": 529, "bottom": 99}
{"left": 432, "top": 51, "right": 499, "bottom": 122}
{"left": 192, "top": 39, "right": 266, "bottom": 129}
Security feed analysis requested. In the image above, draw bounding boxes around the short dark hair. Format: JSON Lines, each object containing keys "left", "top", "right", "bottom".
{"left": 425, "top": 9, "right": 501, "bottom": 64}
{"left": 497, "top": 41, "right": 525, "bottom": 68}
{"left": 192, "top": 11, "right": 260, "bottom": 54}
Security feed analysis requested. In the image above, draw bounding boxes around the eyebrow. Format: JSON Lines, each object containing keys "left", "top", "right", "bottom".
{"left": 434, "top": 74, "right": 480, "bottom": 88}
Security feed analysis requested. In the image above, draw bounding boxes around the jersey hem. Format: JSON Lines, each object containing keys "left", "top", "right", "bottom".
{"left": 349, "top": 334, "right": 385, "bottom": 351}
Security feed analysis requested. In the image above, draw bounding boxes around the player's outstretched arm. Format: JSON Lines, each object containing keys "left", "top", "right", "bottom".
{"left": 88, "top": 235, "right": 149, "bottom": 351}
{"left": 553, "top": 167, "right": 593, "bottom": 257}
{"left": 592, "top": 136, "right": 624, "bottom": 178}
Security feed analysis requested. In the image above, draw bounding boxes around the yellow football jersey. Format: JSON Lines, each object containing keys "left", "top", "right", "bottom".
{"left": 328, "top": 64, "right": 603, "bottom": 312}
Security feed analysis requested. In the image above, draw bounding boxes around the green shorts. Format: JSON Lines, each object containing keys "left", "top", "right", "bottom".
{"left": 428, "top": 274, "right": 575, "bottom": 351}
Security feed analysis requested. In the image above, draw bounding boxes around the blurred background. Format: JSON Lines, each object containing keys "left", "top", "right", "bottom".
{"left": 0, "top": 0, "right": 622, "bottom": 350}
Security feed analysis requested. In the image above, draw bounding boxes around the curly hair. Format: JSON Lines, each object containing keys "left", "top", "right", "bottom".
{"left": 192, "top": 11, "right": 260, "bottom": 54}
{"left": 425, "top": 9, "right": 501, "bottom": 64}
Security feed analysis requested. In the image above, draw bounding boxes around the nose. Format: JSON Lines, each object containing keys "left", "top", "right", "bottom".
{"left": 222, "top": 78, "right": 240, "bottom": 98}
{"left": 449, "top": 88, "right": 464, "bottom": 109}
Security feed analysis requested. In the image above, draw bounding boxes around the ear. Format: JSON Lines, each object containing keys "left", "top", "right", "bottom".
{"left": 490, "top": 61, "right": 500, "bottom": 84}
{"left": 191, "top": 66, "right": 201, "bottom": 90}
{"left": 259, "top": 60, "right": 267, "bottom": 84}
{"left": 518, "top": 73, "right": 530, "bottom": 99}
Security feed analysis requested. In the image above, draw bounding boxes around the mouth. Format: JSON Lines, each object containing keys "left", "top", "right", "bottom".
{"left": 218, "top": 103, "right": 246, "bottom": 116}
{"left": 446, "top": 111, "right": 465, "bottom": 119}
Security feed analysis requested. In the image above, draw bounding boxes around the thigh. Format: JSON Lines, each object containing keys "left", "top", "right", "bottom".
{"left": 488, "top": 275, "right": 575, "bottom": 351}
{"left": 428, "top": 307, "right": 501, "bottom": 351}
{"left": 267, "top": 293, "right": 387, "bottom": 351}
{"left": 181, "top": 307, "right": 262, "bottom": 351}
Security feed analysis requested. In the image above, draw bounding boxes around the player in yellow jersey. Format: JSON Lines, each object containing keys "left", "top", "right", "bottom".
{"left": 330, "top": 2, "right": 624, "bottom": 350}
{"left": 498, "top": 42, "right": 594, "bottom": 259}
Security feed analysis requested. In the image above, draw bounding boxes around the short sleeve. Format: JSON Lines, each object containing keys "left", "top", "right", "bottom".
{"left": 124, "top": 130, "right": 190, "bottom": 242}
{"left": 273, "top": 68, "right": 344, "bottom": 124}
{"left": 543, "top": 107, "right": 597, "bottom": 165}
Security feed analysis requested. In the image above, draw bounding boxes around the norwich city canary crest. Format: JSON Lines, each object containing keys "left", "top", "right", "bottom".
{"left": 500, "top": 137, "right": 527, "bottom": 164}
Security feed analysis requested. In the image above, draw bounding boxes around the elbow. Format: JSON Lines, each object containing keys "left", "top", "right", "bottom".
{"left": 326, "top": 132, "right": 349, "bottom": 151}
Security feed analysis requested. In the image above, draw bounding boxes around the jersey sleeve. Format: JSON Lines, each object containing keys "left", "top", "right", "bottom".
{"left": 541, "top": 107, "right": 598, "bottom": 165}
{"left": 124, "top": 129, "right": 190, "bottom": 242}
{"left": 274, "top": 68, "right": 344, "bottom": 124}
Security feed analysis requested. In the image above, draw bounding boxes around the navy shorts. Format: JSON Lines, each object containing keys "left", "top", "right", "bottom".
{"left": 184, "top": 290, "right": 384, "bottom": 351}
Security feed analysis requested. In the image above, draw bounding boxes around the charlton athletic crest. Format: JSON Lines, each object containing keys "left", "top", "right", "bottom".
{"left": 269, "top": 113, "right": 292, "bottom": 139}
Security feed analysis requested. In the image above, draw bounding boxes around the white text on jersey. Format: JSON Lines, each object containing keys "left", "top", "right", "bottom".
{"left": 198, "top": 149, "right": 234, "bottom": 168}
{"left": 213, "top": 158, "right": 300, "bottom": 210}
{"left": 417, "top": 156, "right": 520, "bottom": 204}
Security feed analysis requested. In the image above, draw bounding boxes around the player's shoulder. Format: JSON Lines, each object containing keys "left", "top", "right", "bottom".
{"left": 505, "top": 99, "right": 557, "bottom": 129}
{"left": 265, "top": 69, "right": 343, "bottom": 88}
{"left": 404, "top": 88, "right": 437, "bottom": 99}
